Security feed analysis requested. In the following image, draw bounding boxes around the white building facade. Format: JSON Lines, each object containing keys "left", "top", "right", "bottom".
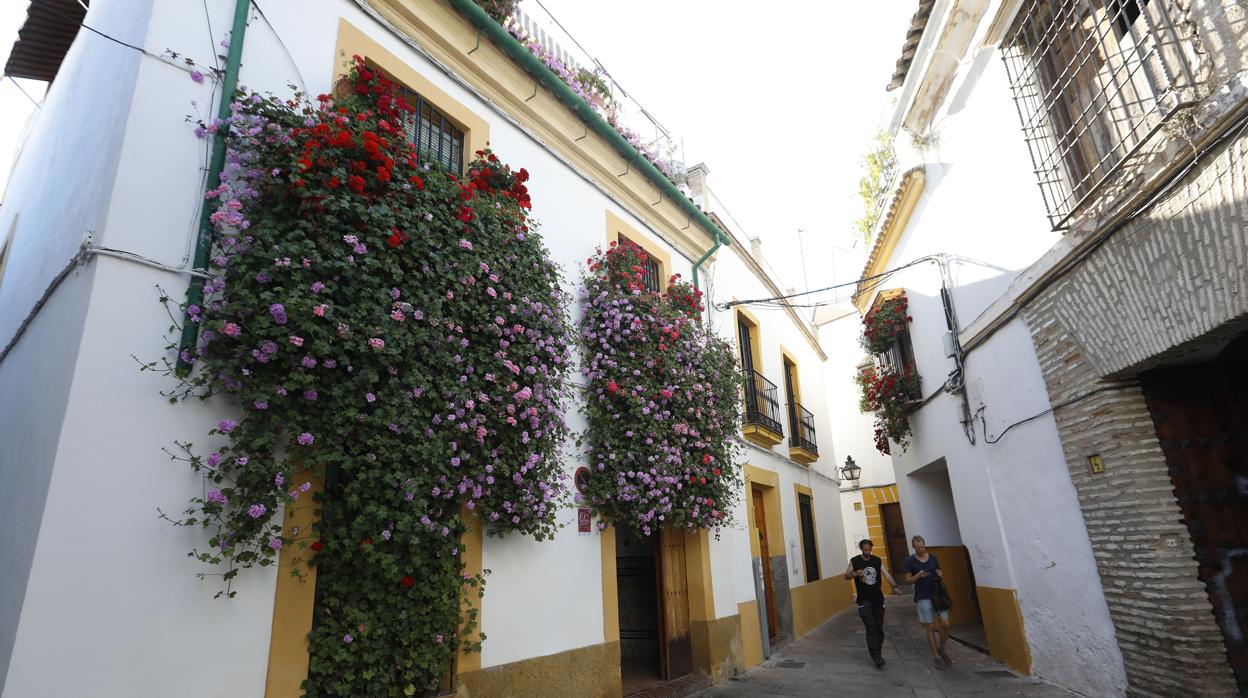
{"left": 823, "top": 1, "right": 1129, "bottom": 694}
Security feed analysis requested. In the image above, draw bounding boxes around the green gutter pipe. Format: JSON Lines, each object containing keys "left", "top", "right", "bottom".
{"left": 690, "top": 234, "right": 720, "bottom": 292}
{"left": 176, "top": 0, "right": 251, "bottom": 375}
{"left": 447, "top": 0, "right": 730, "bottom": 290}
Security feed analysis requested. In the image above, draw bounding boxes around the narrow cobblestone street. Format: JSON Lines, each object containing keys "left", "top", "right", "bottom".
{"left": 696, "top": 601, "right": 1076, "bottom": 697}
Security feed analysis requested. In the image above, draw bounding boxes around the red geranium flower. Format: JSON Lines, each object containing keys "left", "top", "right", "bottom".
{"left": 310, "top": 541, "right": 324, "bottom": 552}
{"left": 401, "top": 575, "right": 414, "bottom": 588}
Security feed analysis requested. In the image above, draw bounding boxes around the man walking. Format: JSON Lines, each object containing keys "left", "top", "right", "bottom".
{"left": 905, "top": 535, "right": 952, "bottom": 669}
{"left": 844, "top": 538, "right": 901, "bottom": 668}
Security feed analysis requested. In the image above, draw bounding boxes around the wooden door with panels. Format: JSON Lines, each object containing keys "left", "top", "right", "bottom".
{"left": 657, "top": 529, "right": 693, "bottom": 680}
{"left": 752, "top": 487, "right": 778, "bottom": 638}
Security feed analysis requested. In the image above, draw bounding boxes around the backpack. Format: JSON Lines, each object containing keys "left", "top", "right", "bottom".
{"left": 932, "top": 578, "right": 954, "bottom": 612}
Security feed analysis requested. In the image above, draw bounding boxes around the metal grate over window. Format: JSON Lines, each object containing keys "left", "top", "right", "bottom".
{"left": 1001, "top": 0, "right": 1197, "bottom": 229}
{"left": 401, "top": 89, "right": 465, "bottom": 174}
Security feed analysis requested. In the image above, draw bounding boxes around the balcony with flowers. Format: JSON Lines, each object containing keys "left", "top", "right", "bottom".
{"left": 475, "top": 0, "right": 688, "bottom": 185}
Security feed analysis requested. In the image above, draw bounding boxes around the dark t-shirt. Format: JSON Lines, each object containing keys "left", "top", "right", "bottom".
{"left": 851, "top": 554, "right": 884, "bottom": 604}
{"left": 906, "top": 553, "right": 940, "bottom": 601}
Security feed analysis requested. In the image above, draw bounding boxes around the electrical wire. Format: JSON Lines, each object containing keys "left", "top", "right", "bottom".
{"left": 978, "top": 383, "right": 1140, "bottom": 445}
{"left": 716, "top": 256, "right": 938, "bottom": 310}
{"left": 0, "top": 247, "right": 90, "bottom": 368}
{"left": 251, "top": 0, "right": 308, "bottom": 95}
{"left": 8, "top": 77, "right": 41, "bottom": 108}
{"left": 32, "top": 1, "right": 152, "bottom": 56}
{"left": 87, "top": 245, "right": 212, "bottom": 279}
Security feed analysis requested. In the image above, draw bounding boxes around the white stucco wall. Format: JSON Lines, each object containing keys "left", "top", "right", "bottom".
{"left": 0, "top": 0, "right": 153, "bottom": 691}
{"left": 841, "top": 5, "right": 1127, "bottom": 693}
{"left": 702, "top": 233, "right": 850, "bottom": 617}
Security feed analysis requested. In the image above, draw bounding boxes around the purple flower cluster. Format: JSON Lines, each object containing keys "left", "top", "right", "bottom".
{"left": 174, "top": 77, "right": 574, "bottom": 692}
{"left": 578, "top": 245, "right": 742, "bottom": 536}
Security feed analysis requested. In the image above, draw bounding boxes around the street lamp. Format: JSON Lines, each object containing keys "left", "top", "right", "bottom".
{"left": 841, "top": 456, "right": 861, "bottom": 484}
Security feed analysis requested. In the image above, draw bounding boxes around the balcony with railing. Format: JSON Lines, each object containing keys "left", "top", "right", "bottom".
{"left": 788, "top": 402, "right": 819, "bottom": 465}
{"left": 743, "top": 369, "right": 784, "bottom": 446}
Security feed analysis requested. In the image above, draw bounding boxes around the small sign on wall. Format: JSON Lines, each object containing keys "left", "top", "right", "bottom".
{"left": 577, "top": 507, "right": 592, "bottom": 535}
{"left": 1088, "top": 454, "right": 1105, "bottom": 474}
{"left": 853, "top": 502, "right": 863, "bottom": 511}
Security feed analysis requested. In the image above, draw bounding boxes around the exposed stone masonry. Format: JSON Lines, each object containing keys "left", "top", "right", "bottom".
{"left": 1019, "top": 128, "right": 1248, "bottom": 696}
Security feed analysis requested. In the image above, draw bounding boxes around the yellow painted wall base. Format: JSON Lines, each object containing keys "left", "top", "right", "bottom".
{"left": 927, "top": 546, "right": 979, "bottom": 627}
{"left": 737, "top": 601, "right": 763, "bottom": 669}
{"left": 456, "top": 641, "right": 621, "bottom": 698}
{"left": 691, "top": 614, "right": 744, "bottom": 683}
{"left": 977, "top": 586, "right": 1032, "bottom": 675}
{"left": 790, "top": 577, "right": 855, "bottom": 639}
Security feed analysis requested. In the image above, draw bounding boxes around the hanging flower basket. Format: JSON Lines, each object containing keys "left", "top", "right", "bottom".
{"left": 860, "top": 294, "right": 911, "bottom": 355}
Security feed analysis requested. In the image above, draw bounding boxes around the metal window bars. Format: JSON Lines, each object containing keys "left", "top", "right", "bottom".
{"left": 744, "top": 369, "right": 784, "bottom": 437}
{"left": 788, "top": 402, "right": 819, "bottom": 455}
{"left": 1001, "top": 0, "right": 1198, "bottom": 229}
{"left": 400, "top": 89, "right": 465, "bottom": 174}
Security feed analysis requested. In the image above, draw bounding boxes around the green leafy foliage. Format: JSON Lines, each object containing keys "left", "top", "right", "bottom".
{"left": 163, "top": 57, "right": 572, "bottom": 695}
{"left": 577, "top": 241, "right": 743, "bottom": 537}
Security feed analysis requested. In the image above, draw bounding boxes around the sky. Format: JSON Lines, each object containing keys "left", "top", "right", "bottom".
{"left": 526, "top": 0, "right": 915, "bottom": 301}
{"left": 0, "top": 1, "right": 915, "bottom": 295}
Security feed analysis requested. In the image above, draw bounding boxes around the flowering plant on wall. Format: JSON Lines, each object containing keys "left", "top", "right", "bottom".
{"left": 577, "top": 240, "right": 743, "bottom": 536}
{"left": 855, "top": 363, "right": 920, "bottom": 455}
{"left": 159, "top": 57, "right": 573, "bottom": 695}
{"left": 475, "top": 0, "right": 519, "bottom": 24}
{"left": 860, "top": 293, "right": 911, "bottom": 354}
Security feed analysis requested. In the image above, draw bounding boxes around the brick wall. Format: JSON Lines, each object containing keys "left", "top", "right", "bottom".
{"left": 1019, "top": 128, "right": 1248, "bottom": 696}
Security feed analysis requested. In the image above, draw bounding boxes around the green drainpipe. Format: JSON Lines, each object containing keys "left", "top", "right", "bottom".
{"left": 690, "top": 234, "right": 720, "bottom": 292}
{"left": 447, "top": 0, "right": 731, "bottom": 290}
{"left": 176, "top": 0, "right": 251, "bottom": 375}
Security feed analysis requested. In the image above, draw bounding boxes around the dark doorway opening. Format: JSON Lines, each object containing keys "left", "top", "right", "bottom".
{"left": 617, "top": 528, "right": 661, "bottom": 694}
{"left": 1142, "top": 334, "right": 1248, "bottom": 695}
{"left": 879, "top": 502, "right": 909, "bottom": 579}
{"left": 616, "top": 528, "right": 694, "bottom": 695}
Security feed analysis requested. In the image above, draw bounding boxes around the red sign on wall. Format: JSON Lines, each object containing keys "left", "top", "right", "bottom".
{"left": 577, "top": 507, "right": 592, "bottom": 535}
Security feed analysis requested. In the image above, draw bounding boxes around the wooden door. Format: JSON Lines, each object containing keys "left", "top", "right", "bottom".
{"left": 752, "top": 487, "right": 778, "bottom": 638}
{"left": 1143, "top": 357, "right": 1248, "bottom": 694}
{"left": 657, "top": 529, "right": 692, "bottom": 679}
{"left": 880, "top": 503, "right": 909, "bottom": 578}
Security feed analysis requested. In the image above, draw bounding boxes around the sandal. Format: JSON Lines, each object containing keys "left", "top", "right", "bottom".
{"left": 934, "top": 657, "right": 948, "bottom": 670}
{"left": 938, "top": 648, "right": 953, "bottom": 666}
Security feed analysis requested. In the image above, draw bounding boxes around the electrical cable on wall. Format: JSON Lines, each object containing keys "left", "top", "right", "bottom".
{"left": 978, "top": 382, "right": 1140, "bottom": 444}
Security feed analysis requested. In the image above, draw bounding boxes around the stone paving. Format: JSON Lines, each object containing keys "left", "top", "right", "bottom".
{"left": 695, "top": 601, "right": 1076, "bottom": 698}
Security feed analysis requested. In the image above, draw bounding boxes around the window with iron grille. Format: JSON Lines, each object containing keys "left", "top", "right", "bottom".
{"left": 879, "top": 327, "right": 921, "bottom": 401}
{"left": 401, "top": 89, "right": 465, "bottom": 174}
{"left": 618, "top": 234, "right": 661, "bottom": 293}
{"left": 1002, "top": 0, "right": 1197, "bottom": 229}
{"left": 797, "top": 493, "right": 820, "bottom": 583}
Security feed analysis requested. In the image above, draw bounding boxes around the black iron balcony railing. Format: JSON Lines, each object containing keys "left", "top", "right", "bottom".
{"left": 743, "top": 369, "right": 783, "bottom": 436}
{"left": 788, "top": 402, "right": 818, "bottom": 455}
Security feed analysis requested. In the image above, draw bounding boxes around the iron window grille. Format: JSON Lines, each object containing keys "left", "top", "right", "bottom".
{"left": 788, "top": 402, "right": 819, "bottom": 456}
{"left": 618, "top": 234, "right": 661, "bottom": 293}
{"left": 879, "top": 328, "right": 922, "bottom": 402}
{"left": 1002, "top": 0, "right": 1198, "bottom": 229}
{"left": 401, "top": 89, "right": 465, "bottom": 174}
{"left": 797, "top": 492, "right": 820, "bottom": 583}
{"left": 743, "top": 369, "right": 784, "bottom": 437}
